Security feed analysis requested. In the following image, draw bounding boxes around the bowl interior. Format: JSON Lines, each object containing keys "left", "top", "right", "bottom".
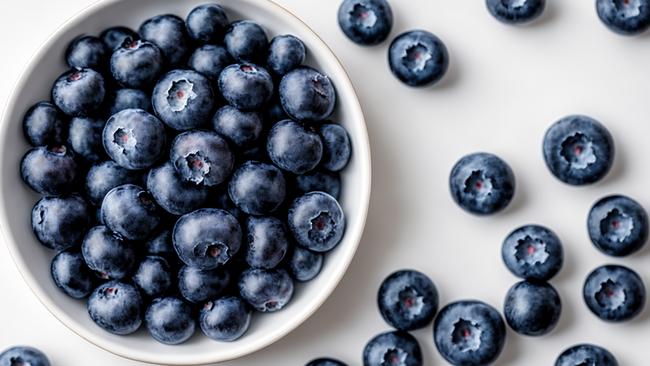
{"left": 0, "top": 0, "right": 370, "bottom": 364}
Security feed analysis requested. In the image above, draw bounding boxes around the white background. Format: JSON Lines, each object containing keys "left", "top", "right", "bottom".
{"left": 2, "top": 0, "right": 650, "bottom": 365}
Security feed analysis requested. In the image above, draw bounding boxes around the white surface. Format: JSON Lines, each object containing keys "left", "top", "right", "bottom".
{"left": 1, "top": 0, "right": 650, "bottom": 365}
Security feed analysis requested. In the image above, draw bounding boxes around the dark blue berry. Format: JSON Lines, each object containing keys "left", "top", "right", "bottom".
{"left": 219, "top": 63, "right": 274, "bottom": 111}
{"left": 555, "top": 344, "right": 618, "bottom": 366}
{"left": 268, "top": 120, "right": 323, "bottom": 174}
{"left": 87, "top": 281, "right": 143, "bottom": 335}
{"left": 85, "top": 161, "right": 142, "bottom": 205}
{"left": 145, "top": 229, "right": 174, "bottom": 257}
{"left": 147, "top": 162, "right": 209, "bottom": 215}
{"left": 486, "top": 0, "right": 546, "bottom": 24}
{"left": 267, "top": 35, "right": 306, "bottom": 75}
{"left": 133, "top": 256, "right": 173, "bottom": 297}
{"left": 597, "top": 0, "right": 650, "bottom": 35}
{"left": 363, "top": 331, "right": 422, "bottom": 366}
{"left": 186, "top": 4, "right": 229, "bottom": 43}
{"left": 23, "top": 101, "right": 67, "bottom": 146}
{"left": 239, "top": 268, "right": 294, "bottom": 312}
{"left": 110, "top": 39, "right": 164, "bottom": 89}
{"left": 31, "top": 195, "right": 90, "bottom": 251}
{"left": 378, "top": 269, "right": 439, "bottom": 331}
{"left": 587, "top": 195, "right": 648, "bottom": 257}
{"left": 139, "top": 14, "right": 190, "bottom": 66}
{"left": 178, "top": 265, "right": 231, "bottom": 304}
{"left": 224, "top": 20, "right": 268, "bottom": 62}
{"left": 280, "top": 67, "right": 336, "bottom": 122}
{"left": 504, "top": 280, "right": 562, "bottom": 336}
{"left": 107, "top": 88, "right": 151, "bottom": 116}
{"left": 188, "top": 44, "right": 233, "bottom": 81}
{"left": 338, "top": 0, "right": 393, "bottom": 45}
{"left": 100, "top": 26, "right": 137, "bottom": 50}
{"left": 0, "top": 346, "right": 50, "bottom": 366}
{"left": 50, "top": 249, "right": 96, "bottom": 298}
{"left": 389, "top": 30, "right": 449, "bottom": 87}
{"left": 170, "top": 130, "right": 234, "bottom": 186}
{"left": 52, "top": 68, "right": 105, "bottom": 116}
{"left": 100, "top": 184, "right": 161, "bottom": 240}
{"left": 246, "top": 216, "right": 289, "bottom": 269}
{"left": 502, "top": 225, "right": 564, "bottom": 281}
{"left": 293, "top": 170, "right": 341, "bottom": 199}
{"left": 65, "top": 35, "right": 108, "bottom": 70}
{"left": 288, "top": 192, "right": 345, "bottom": 252}
{"left": 82, "top": 225, "right": 137, "bottom": 280}
{"left": 583, "top": 264, "right": 645, "bottom": 322}
{"left": 228, "top": 161, "right": 287, "bottom": 215}
{"left": 200, "top": 296, "right": 252, "bottom": 342}
{"left": 212, "top": 105, "right": 263, "bottom": 148}
{"left": 21, "top": 145, "right": 77, "bottom": 195}
{"left": 319, "top": 123, "right": 351, "bottom": 172}
{"left": 288, "top": 246, "right": 323, "bottom": 282}
{"left": 145, "top": 297, "right": 195, "bottom": 345}
{"left": 68, "top": 116, "right": 105, "bottom": 162}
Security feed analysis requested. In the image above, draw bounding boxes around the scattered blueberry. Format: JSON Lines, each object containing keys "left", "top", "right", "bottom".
{"left": 68, "top": 116, "right": 105, "bottom": 162}
{"left": 31, "top": 195, "right": 90, "bottom": 250}
{"left": 228, "top": 161, "right": 287, "bottom": 215}
{"left": 504, "top": 280, "right": 562, "bottom": 336}
{"left": 178, "top": 265, "right": 231, "bottom": 304}
{"left": 88, "top": 281, "right": 143, "bottom": 335}
{"left": 596, "top": 0, "right": 650, "bottom": 35}
{"left": 555, "top": 344, "right": 619, "bottom": 366}
{"left": 52, "top": 68, "right": 105, "bottom": 117}
{"left": 107, "top": 88, "right": 151, "bottom": 115}
{"left": 388, "top": 30, "right": 449, "bottom": 87}
{"left": 267, "top": 35, "right": 306, "bottom": 75}
{"left": 363, "top": 331, "right": 422, "bottom": 366}
{"left": 306, "top": 358, "right": 348, "bottom": 366}
{"left": 139, "top": 14, "right": 190, "bottom": 66}
{"left": 224, "top": 20, "right": 268, "bottom": 62}
{"left": 378, "top": 269, "right": 439, "bottom": 331}
{"left": 82, "top": 225, "right": 137, "bottom": 280}
{"left": 502, "top": 224, "right": 564, "bottom": 281}
{"left": 288, "top": 192, "right": 345, "bottom": 252}
{"left": 200, "top": 296, "right": 252, "bottom": 342}
{"left": 280, "top": 67, "right": 336, "bottom": 122}
{"left": 219, "top": 63, "right": 274, "bottom": 110}
{"left": 338, "top": 0, "right": 393, "bottom": 45}
{"left": 188, "top": 44, "right": 234, "bottom": 81}
{"left": 583, "top": 264, "right": 646, "bottom": 322}
{"left": 152, "top": 69, "right": 215, "bottom": 130}
{"left": 170, "top": 130, "right": 234, "bottom": 186}
{"left": 319, "top": 123, "right": 352, "bottom": 172}
{"left": 267, "top": 120, "right": 323, "bottom": 174}
{"left": 288, "top": 246, "right": 323, "bottom": 282}
{"left": 293, "top": 170, "right": 342, "bottom": 199}
{"left": 51, "top": 249, "right": 96, "bottom": 298}
{"left": 110, "top": 39, "right": 164, "bottom": 89}
{"left": 21, "top": 145, "right": 77, "bottom": 195}
{"left": 65, "top": 35, "right": 108, "bottom": 70}
{"left": 85, "top": 161, "right": 142, "bottom": 205}
{"left": 23, "top": 101, "right": 67, "bottom": 146}
{"left": 100, "top": 26, "right": 138, "bottom": 50}
{"left": 239, "top": 268, "right": 294, "bottom": 312}
{"left": 133, "top": 255, "right": 173, "bottom": 298}
{"left": 147, "top": 162, "right": 209, "bottom": 215}
{"left": 0, "top": 346, "right": 50, "bottom": 366}
{"left": 246, "top": 216, "right": 289, "bottom": 269}
{"left": 186, "top": 3, "right": 229, "bottom": 43}
{"left": 212, "top": 105, "right": 263, "bottom": 149}
{"left": 100, "top": 184, "right": 161, "bottom": 240}
{"left": 486, "top": 0, "right": 546, "bottom": 24}
{"left": 145, "top": 297, "right": 195, "bottom": 345}
{"left": 587, "top": 195, "right": 649, "bottom": 257}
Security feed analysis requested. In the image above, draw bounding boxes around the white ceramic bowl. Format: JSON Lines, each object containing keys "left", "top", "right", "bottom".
{"left": 0, "top": 0, "right": 371, "bottom": 364}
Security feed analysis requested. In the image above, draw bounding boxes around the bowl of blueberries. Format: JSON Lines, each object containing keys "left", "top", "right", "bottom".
{"left": 0, "top": 0, "right": 371, "bottom": 364}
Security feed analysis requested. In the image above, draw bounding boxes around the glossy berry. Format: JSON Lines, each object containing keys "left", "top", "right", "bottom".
{"left": 228, "top": 161, "right": 287, "bottom": 215}
{"left": 178, "top": 265, "right": 231, "bottom": 304}
{"left": 31, "top": 195, "right": 90, "bottom": 251}
{"left": 107, "top": 88, "right": 151, "bottom": 116}
{"left": 100, "top": 184, "right": 161, "bottom": 241}
{"left": 50, "top": 249, "right": 96, "bottom": 298}
{"left": 23, "top": 101, "right": 66, "bottom": 146}
{"left": 21, "top": 145, "right": 77, "bottom": 195}
{"left": 293, "top": 170, "right": 342, "bottom": 199}
{"left": 65, "top": 35, "right": 108, "bottom": 70}
{"left": 583, "top": 264, "right": 645, "bottom": 322}
{"left": 378, "top": 269, "right": 439, "bottom": 331}
{"left": 449, "top": 152, "right": 516, "bottom": 215}
{"left": 219, "top": 63, "right": 274, "bottom": 111}
{"left": 504, "top": 280, "right": 562, "bottom": 336}
{"left": 68, "top": 116, "right": 105, "bottom": 162}
{"left": 147, "top": 162, "right": 209, "bottom": 215}
{"left": 200, "top": 296, "right": 252, "bottom": 342}
{"left": 139, "top": 14, "right": 190, "bottom": 66}
{"left": 280, "top": 67, "right": 336, "bottom": 122}
{"left": 170, "top": 130, "right": 234, "bottom": 186}
{"left": 288, "top": 246, "right": 323, "bottom": 282}
{"left": 267, "top": 120, "right": 323, "bottom": 174}
{"left": 212, "top": 106, "right": 263, "bottom": 149}
{"left": 239, "top": 268, "right": 294, "bottom": 312}
{"left": 188, "top": 44, "right": 233, "bottom": 81}
{"left": 486, "top": 0, "right": 546, "bottom": 24}
{"left": 145, "top": 297, "right": 195, "bottom": 345}
{"left": 186, "top": 3, "right": 229, "bottom": 43}
{"left": 363, "top": 331, "right": 422, "bottom": 366}
{"left": 502, "top": 225, "right": 564, "bottom": 281}
{"left": 224, "top": 20, "right": 268, "bottom": 62}
{"left": 433, "top": 300, "right": 506, "bottom": 366}
{"left": 82, "top": 225, "right": 137, "bottom": 280}
{"left": 543, "top": 115, "right": 614, "bottom": 185}
{"left": 306, "top": 358, "right": 348, "bottom": 366}
{"left": 320, "top": 123, "right": 352, "bottom": 172}
{"left": 587, "top": 195, "right": 648, "bottom": 257}
{"left": 85, "top": 161, "right": 142, "bottom": 205}
{"left": 87, "top": 281, "right": 143, "bottom": 335}
{"left": 246, "top": 216, "right": 289, "bottom": 269}
{"left": 133, "top": 256, "right": 173, "bottom": 298}
{"left": 555, "top": 344, "right": 619, "bottom": 366}
{"left": 267, "top": 35, "right": 306, "bottom": 75}
{"left": 596, "top": 0, "right": 650, "bottom": 35}
{"left": 110, "top": 39, "right": 164, "bottom": 89}
{"left": 338, "top": 0, "right": 393, "bottom": 45}
{"left": 389, "top": 30, "right": 449, "bottom": 87}
{"left": 0, "top": 346, "right": 50, "bottom": 366}
{"left": 52, "top": 68, "right": 105, "bottom": 116}
{"left": 100, "top": 26, "right": 138, "bottom": 50}
{"left": 288, "top": 192, "right": 345, "bottom": 252}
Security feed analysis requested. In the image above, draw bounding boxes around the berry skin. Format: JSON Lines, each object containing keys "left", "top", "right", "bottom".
{"left": 145, "top": 297, "right": 195, "bottom": 345}
{"left": 173, "top": 208, "right": 242, "bottom": 270}
{"left": 306, "top": 358, "right": 348, "bottom": 366}
{"left": 433, "top": 300, "right": 506, "bottom": 366}
{"left": 85, "top": 161, "right": 142, "bottom": 205}
{"left": 170, "top": 130, "right": 234, "bottom": 187}
{"left": 147, "top": 162, "right": 209, "bottom": 215}
{"left": 268, "top": 120, "right": 323, "bottom": 174}
{"left": 107, "top": 88, "right": 151, "bottom": 116}
{"left": 267, "top": 35, "right": 306, "bottom": 75}
{"left": 288, "top": 192, "right": 346, "bottom": 253}
{"left": 287, "top": 246, "right": 323, "bottom": 282}
{"left": 65, "top": 35, "right": 108, "bottom": 70}
{"left": 21, "top": 145, "right": 77, "bottom": 196}
{"left": 293, "top": 170, "right": 342, "bottom": 199}
{"left": 82, "top": 225, "right": 137, "bottom": 280}
{"left": 449, "top": 152, "right": 516, "bottom": 215}
{"left": 279, "top": 67, "right": 336, "bottom": 122}
{"left": 188, "top": 44, "right": 233, "bottom": 81}
{"left": 583, "top": 264, "right": 646, "bottom": 322}
{"left": 23, "top": 101, "right": 67, "bottom": 146}
{"left": 51, "top": 68, "right": 105, "bottom": 117}
{"left": 31, "top": 195, "right": 91, "bottom": 251}
{"left": 212, "top": 105, "right": 264, "bottom": 149}
{"left": 228, "top": 161, "right": 287, "bottom": 215}
{"left": 587, "top": 195, "right": 649, "bottom": 257}
{"left": 100, "top": 26, "right": 138, "bottom": 50}
{"left": 68, "top": 116, "right": 105, "bottom": 162}
{"left": 597, "top": 0, "right": 650, "bottom": 35}
{"left": 0, "top": 346, "right": 50, "bottom": 366}
{"left": 377, "top": 269, "right": 439, "bottom": 331}
{"left": 178, "top": 265, "right": 231, "bottom": 304}
{"left": 486, "top": 0, "right": 546, "bottom": 24}
{"left": 102, "top": 109, "right": 166, "bottom": 170}
{"left": 388, "top": 30, "right": 449, "bottom": 87}
{"left": 363, "top": 331, "right": 422, "bottom": 366}
{"left": 502, "top": 225, "right": 564, "bottom": 281}
{"left": 186, "top": 3, "right": 229, "bottom": 44}
{"left": 555, "top": 344, "right": 619, "bottom": 366}
{"left": 145, "top": 229, "right": 174, "bottom": 257}
{"left": 338, "top": 0, "right": 393, "bottom": 45}
{"left": 543, "top": 115, "right": 614, "bottom": 185}
{"left": 200, "top": 296, "right": 252, "bottom": 342}
{"left": 246, "top": 216, "right": 289, "bottom": 269}
{"left": 139, "top": 14, "right": 190, "bottom": 66}
{"left": 100, "top": 184, "right": 161, "bottom": 241}
{"left": 152, "top": 69, "right": 215, "bottom": 131}
{"left": 224, "top": 20, "right": 268, "bottom": 62}
{"left": 50, "top": 249, "right": 96, "bottom": 298}
{"left": 239, "top": 268, "right": 294, "bottom": 312}
{"left": 503, "top": 280, "right": 562, "bottom": 336}
{"left": 219, "top": 63, "right": 274, "bottom": 111}
{"left": 87, "top": 281, "right": 143, "bottom": 335}
{"left": 320, "top": 123, "right": 352, "bottom": 172}
{"left": 110, "top": 39, "right": 164, "bottom": 89}
{"left": 133, "top": 255, "right": 173, "bottom": 298}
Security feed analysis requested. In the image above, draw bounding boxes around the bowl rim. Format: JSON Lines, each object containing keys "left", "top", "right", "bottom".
{"left": 0, "top": 0, "right": 372, "bottom": 364}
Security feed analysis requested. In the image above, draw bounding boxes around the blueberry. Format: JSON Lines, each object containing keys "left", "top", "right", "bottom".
{"left": 152, "top": 69, "right": 215, "bottom": 131}
{"left": 85, "top": 161, "right": 142, "bottom": 205}
{"left": 100, "top": 184, "right": 161, "bottom": 240}
{"left": 173, "top": 208, "right": 242, "bottom": 269}
{"left": 597, "top": 0, "right": 650, "bottom": 35}
{"left": 145, "top": 297, "right": 195, "bottom": 345}
{"left": 186, "top": 3, "right": 229, "bottom": 43}
{"left": 219, "top": 64, "right": 274, "bottom": 111}
{"left": 65, "top": 35, "right": 108, "bottom": 70}
{"left": 587, "top": 195, "right": 648, "bottom": 257}
{"left": 486, "top": 0, "right": 546, "bottom": 24}
{"left": 68, "top": 116, "right": 105, "bottom": 162}
{"left": 147, "top": 162, "right": 209, "bottom": 215}
{"left": 52, "top": 68, "right": 105, "bottom": 117}
{"left": 212, "top": 105, "right": 264, "bottom": 148}
{"left": 23, "top": 101, "right": 67, "bottom": 146}
{"left": 188, "top": 44, "right": 234, "bottom": 81}
{"left": 88, "top": 281, "right": 143, "bottom": 335}
{"left": 82, "top": 225, "right": 137, "bottom": 280}
{"left": 583, "top": 264, "right": 645, "bottom": 322}
{"left": 246, "top": 216, "right": 289, "bottom": 269}
{"left": 363, "top": 331, "right": 422, "bottom": 366}
{"left": 31, "top": 195, "right": 90, "bottom": 250}
{"left": 100, "top": 26, "right": 138, "bottom": 50}
{"left": 102, "top": 109, "right": 166, "bottom": 170}
{"left": 139, "top": 14, "right": 190, "bottom": 66}
{"left": 50, "top": 249, "right": 96, "bottom": 298}
{"left": 200, "top": 296, "right": 252, "bottom": 341}
{"left": 21, "top": 145, "right": 77, "bottom": 195}
{"left": 239, "top": 268, "right": 294, "bottom": 312}
{"left": 145, "top": 229, "right": 174, "bottom": 257}
{"left": 107, "top": 88, "right": 151, "bottom": 116}
{"left": 338, "top": 0, "right": 393, "bottom": 45}
{"left": 170, "top": 130, "right": 234, "bottom": 186}
{"left": 279, "top": 67, "right": 336, "bottom": 122}
{"left": 433, "top": 300, "right": 506, "bottom": 366}
{"left": 178, "top": 265, "right": 231, "bottom": 304}
{"left": 504, "top": 280, "right": 561, "bottom": 336}
{"left": 228, "top": 161, "right": 287, "bottom": 215}
{"left": 502, "top": 225, "right": 564, "bottom": 281}
{"left": 110, "top": 39, "right": 164, "bottom": 89}
{"left": 289, "top": 192, "right": 345, "bottom": 253}
{"left": 543, "top": 115, "right": 615, "bottom": 185}
{"left": 555, "top": 344, "right": 619, "bottom": 366}
{"left": 293, "top": 170, "right": 342, "bottom": 199}
{"left": 265, "top": 96, "right": 289, "bottom": 123}
{"left": 133, "top": 256, "right": 173, "bottom": 297}
{"left": 0, "top": 346, "right": 50, "bottom": 366}
{"left": 267, "top": 120, "right": 323, "bottom": 174}
{"left": 224, "top": 20, "right": 268, "bottom": 62}
{"left": 389, "top": 30, "right": 449, "bottom": 87}
{"left": 288, "top": 246, "right": 323, "bottom": 282}
{"left": 306, "top": 358, "right": 348, "bottom": 366}
{"left": 319, "top": 123, "right": 352, "bottom": 172}
{"left": 378, "top": 269, "right": 439, "bottom": 331}
{"left": 449, "top": 152, "right": 516, "bottom": 215}
{"left": 267, "top": 35, "right": 306, "bottom": 75}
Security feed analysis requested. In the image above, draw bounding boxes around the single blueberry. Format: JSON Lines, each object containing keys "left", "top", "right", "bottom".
{"left": 597, "top": 0, "right": 650, "bottom": 35}
{"left": 139, "top": 14, "right": 190, "bottom": 66}
{"left": 52, "top": 68, "right": 105, "bottom": 117}
{"left": 279, "top": 67, "right": 336, "bottom": 122}
{"left": 583, "top": 264, "right": 645, "bottom": 322}
{"left": 68, "top": 116, "right": 105, "bottom": 162}
{"left": 133, "top": 255, "right": 173, "bottom": 298}
{"left": 338, "top": 0, "right": 393, "bottom": 45}
{"left": 23, "top": 101, "right": 67, "bottom": 146}
{"left": 85, "top": 161, "right": 142, "bottom": 205}
{"left": 200, "top": 296, "right": 252, "bottom": 342}
{"left": 0, "top": 346, "right": 50, "bottom": 366}
{"left": 378, "top": 269, "right": 439, "bottom": 331}
{"left": 170, "top": 130, "right": 234, "bottom": 186}
{"left": 267, "top": 120, "right": 323, "bottom": 174}
{"left": 188, "top": 44, "right": 234, "bottom": 81}
{"left": 21, "top": 145, "right": 77, "bottom": 195}
{"left": 145, "top": 297, "right": 195, "bottom": 345}
{"left": 504, "top": 280, "right": 562, "bottom": 336}
{"left": 288, "top": 192, "right": 345, "bottom": 253}
{"left": 555, "top": 344, "right": 619, "bottom": 366}
{"left": 502, "top": 224, "right": 564, "bottom": 281}
{"left": 267, "top": 35, "right": 306, "bottom": 75}
{"left": 87, "top": 281, "right": 143, "bottom": 335}
{"left": 65, "top": 35, "right": 108, "bottom": 70}
{"left": 587, "top": 195, "right": 648, "bottom": 257}
{"left": 110, "top": 39, "right": 164, "bottom": 89}
{"left": 306, "top": 358, "right": 348, "bottom": 366}
{"left": 212, "top": 105, "right": 264, "bottom": 148}
{"left": 100, "top": 26, "right": 138, "bottom": 50}
{"left": 147, "top": 162, "right": 209, "bottom": 215}
{"left": 224, "top": 20, "right": 268, "bottom": 62}
{"left": 178, "top": 265, "right": 231, "bottom": 304}
{"left": 293, "top": 170, "right": 342, "bottom": 199}
{"left": 246, "top": 216, "right": 289, "bottom": 269}
{"left": 107, "top": 88, "right": 151, "bottom": 116}
{"left": 50, "top": 249, "right": 96, "bottom": 298}
{"left": 219, "top": 63, "right": 274, "bottom": 111}
{"left": 363, "top": 331, "right": 422, "bottom": 366}
{"left": 389, "top": 30, "right": 449, "bottom": 87}
{"left": 239, "top": 268, "right": 294, "bottom": 312}
{"left": 486, "top": 0, "right": 546, "bottom": 24}
{"left": 31, "top": 195, "right": 90, "bottom": 250}
{"left": 228, "top": 161, "right": 287, "bottom": 215}
{"left": 145, "top": 229, "right": 174, "bottom": 257}
{"left": 288, "top": 246, "right": 323, "bottom": 282}
{"left": 100, "top": 184, "right": 161, "bottom": 240}
{"left": 82, "top": 225, "right": 137, "bottom": 280}
{"left": 319, "top": 123, "right": 352, "bottom": 172}
{"left": 186, "top": 3, "right": 229, "bottom": 43}
{"left": 543, "top": 115, "right": 615, "bottom": 185}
